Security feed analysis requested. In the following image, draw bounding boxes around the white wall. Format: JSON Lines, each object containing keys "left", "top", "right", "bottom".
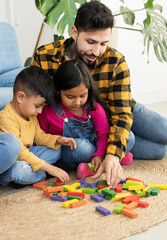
{"left": 0, "top": 0, "right": 167, "bottom": 105}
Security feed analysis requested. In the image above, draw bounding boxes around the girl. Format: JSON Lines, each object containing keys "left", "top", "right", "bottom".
{"left": 38, "top": 60, "right": 132, "bottom": 179}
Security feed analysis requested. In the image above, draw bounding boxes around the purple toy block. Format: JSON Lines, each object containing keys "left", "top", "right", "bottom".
{"left": 89, "top": 183, "right": 97, "bottom": 188}
{"left": 119, "top": 179, "right": 126, "bottom": 184}
{"left": 98, "top": 193, "right": 105, "bottom": 198}
{"left": 51, "top": 195, "right": 68, "bottom": 202}
{"left": 90, "top": 194, "right": 104, "bottom": 202}
{"left": 80, "top": 178, "right": 86, "bottom": 184}
{"left": 96, "top": 206, "right": 111, "bottom": 216}
{"left": 77, "top": 183, "right": 90, "bottom": 189}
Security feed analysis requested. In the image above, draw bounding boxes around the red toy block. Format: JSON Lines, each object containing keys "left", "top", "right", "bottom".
{"left": 67, "top": 192, "right": 85, "bottom": 198}
{"left": 134, "top": 200, "right": 149, "bottom": 208}
{"left": 97, "top": 184, "right": 109, "bottom": 189}
{"left": 70, "top": 200, "right": 87, "bottom": 208}
{"left": 56, "top": 179, "right": 65, "bottom": 186}
{"left": 122, "top": 195, "right": 141, "bottom": 204}
{"left": 116, "top": 184, "right": 123, "bottom": 193}
{"left": 126, "top": 177, "right": 143, "bottom": 182}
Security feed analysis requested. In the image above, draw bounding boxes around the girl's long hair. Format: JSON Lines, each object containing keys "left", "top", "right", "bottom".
{"left": 53, "top": 60, "right": 105, "bottom": 111}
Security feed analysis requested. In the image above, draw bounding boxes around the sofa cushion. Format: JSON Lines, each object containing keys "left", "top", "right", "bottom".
{"left": 0, "top": 67, "right": 25, "bottom": 87}
{"left": 0, "top": 87, "right": 13, "bottom": 110}
{"left": 0, "top": 22, "right": 22, "bottom": 74}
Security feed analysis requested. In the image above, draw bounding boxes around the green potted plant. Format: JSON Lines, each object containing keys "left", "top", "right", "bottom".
{"left": 34, "top": 0, "right": 167, "bottom": 62}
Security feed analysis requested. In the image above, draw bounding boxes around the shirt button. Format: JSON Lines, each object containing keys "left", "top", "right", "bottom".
{"left": 64, "top": 118, "right": 68, "bottom": 123}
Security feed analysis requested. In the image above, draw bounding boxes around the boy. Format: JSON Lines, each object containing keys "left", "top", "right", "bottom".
{"left": 0, "top": 66, "right": 76, "bottom": 187}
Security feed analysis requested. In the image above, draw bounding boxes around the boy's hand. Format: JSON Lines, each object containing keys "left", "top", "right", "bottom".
{"left": 91, "top": 156, "right": 103, "bottom": 171}
{"left": 40, "top": 162, "right": 70, "bottom": 183}
{"left": 57, "top": 136, "right": 76, "bottom": 149}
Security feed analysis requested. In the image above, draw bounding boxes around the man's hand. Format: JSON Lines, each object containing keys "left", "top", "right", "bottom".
{"left": 91, "top": 154, "right": 123, "bottom": 189}
{"left": 56, "top": 136, "right": 76, "bottom": 149}
{"left": 40, "top": 162, "right": 70, "bottom": 184}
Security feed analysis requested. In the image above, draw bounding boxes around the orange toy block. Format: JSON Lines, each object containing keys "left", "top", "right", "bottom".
{"left": 70, "top": 199, "right": 87, "bottom": 208}
{"left": 116, "top": 184, "right": 123, "bottom": 193}
{"left": 43, "top": 190, "right": 53, "bottom": 198}
{"left": 58, "top": 192, "right": 68, "bottom": 197}
{"left": 67, "top": 192, "right": 85, "bottom": 198}
{"left": 32, "top": 180, "right": 48, "bottom": 190}
{"left": 47, "top": 186, "right": 64, "bottom": 193}
{"left": 124, "top": 201, "right": 138, "bottom": 210}
{"left": 121, "top": 208, "right": 138, "bottom": 218}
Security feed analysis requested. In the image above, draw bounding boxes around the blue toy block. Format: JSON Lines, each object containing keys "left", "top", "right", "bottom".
{"left": 89, "top": 183, "right": 97, "bottom": 188}
{"left": 51, "top": 195, "right": 68, "bottom": 202}
{"left": 96, "top": 206, "right": 111, "bottom": 216}
{"left": 90, "top": 194, "right": 104, "bottom": 202}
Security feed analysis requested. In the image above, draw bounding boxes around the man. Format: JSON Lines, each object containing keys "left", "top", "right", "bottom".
{"left": 31, "top": 1, "right": 167, "bottom": 188}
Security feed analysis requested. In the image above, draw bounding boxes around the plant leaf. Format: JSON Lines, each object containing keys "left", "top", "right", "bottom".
{"left": 35, "top": 0, "right": 58, "bottom": 16}
{"left": 144, "top": 0, "right": 154, "bottom": 9}
{"left": 120, "top": 6, "right": 135, "bottom": 26}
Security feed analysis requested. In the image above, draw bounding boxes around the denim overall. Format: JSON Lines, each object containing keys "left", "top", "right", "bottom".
{"left": 53, "top": 103, "right": 97, "bottom": 170}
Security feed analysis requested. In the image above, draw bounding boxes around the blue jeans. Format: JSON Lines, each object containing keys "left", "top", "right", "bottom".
{"left": 0, "top": 133, "right": 21, "bottom": 174}
{"left": 0, "top": 143, "right": 61, "bottom": 186}
{"left": 129, "top": 102, "right": 167, "bottom": 159}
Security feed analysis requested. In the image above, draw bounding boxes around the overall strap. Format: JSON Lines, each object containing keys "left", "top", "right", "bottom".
{"left": 53, "top": 104, "right": 65, "bottom": 117}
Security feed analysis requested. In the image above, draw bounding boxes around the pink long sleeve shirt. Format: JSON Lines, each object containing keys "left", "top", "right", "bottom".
{"left": 38, "top": 103, "right": 109, "bottom": 158}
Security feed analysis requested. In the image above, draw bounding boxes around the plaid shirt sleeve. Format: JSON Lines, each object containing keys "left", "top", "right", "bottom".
{"left": 91, "top": 47, "right": 133, "bottom": 160}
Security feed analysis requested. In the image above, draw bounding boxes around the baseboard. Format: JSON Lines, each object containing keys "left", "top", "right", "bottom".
{"left": 132, "top": 89, "right": 167, "bottom": 105}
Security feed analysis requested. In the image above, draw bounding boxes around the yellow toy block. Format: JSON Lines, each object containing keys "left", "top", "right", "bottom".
{"left": 128, "top": 185, "right": 145, "bottom": 191}
{"left": 126, "top": 180, "right": 143, "bottom": 185}
{"left": 63, "top": 186, "right": 76, "bottom": 192}
{"left": 113, "top": 192, "right": 131, "bottom": 201}
{"left": 153, "top": 184, "right": 167, "bottom": 189}
{"left": 62, "top": 199, "right": 79, "bottom": 208}
{"left": 75, "top": 189, "right": 83, "bottom": 193}
{"left": 70, "top": 182, "right": 81, "bottom": 188}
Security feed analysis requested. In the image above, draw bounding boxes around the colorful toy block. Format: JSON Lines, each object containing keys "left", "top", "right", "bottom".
{"left": 134, "top": 189, "right": 143, "bottom": 196}
{"left": 70, "top": 200, "right": 87, "bottom": 208}
{"left": 88, "top": 162, "right": 95, "bottom": 172}
{"left": 119, "top": 179, "right": 126, "bottom": 184}
{"left": 96, "top": 206, "right": 111, "bottom": 216}
{"left": 153, "top": 184, "right": 167, "bottom": 189}
{"left": 122, "top": 183, "right": 136, "bottom": 190}
{"left": 62, "top": 199, "right": 79, "bottom": 208}
{"left": 121, "top": 208, "right": 138, "bottom": 218}
{"left": 81, "top": 187, "right": 97, "bottom": 194}
{"left": 133, "top": 200, "right": 149, "bottom": 208}
{"left": 128, "top": 185, "right": 145, "bottom": 191}
{"left": 80, "top": 178, "right": 86, "bottom": 184}
{"left": 145, "top": 187, "right": 154, "bottom": 197}
{"left": 152, "top": 187, "right": 160, "bottom": 196}
{"left": 114, "top": 204, "right": 126, "bottom": 214}
{"left": 77, "top": 183, "right": 90, "bottom": 189}
{"left": 97, "top": 184, "right": 109, "bottom": 189}
{"left": 69, "top": 182, "right": 81, "bottom": 188}
{"left": 90, "top": 194, "right": 104, "bottom": 202}
{"left": 58, "top": 192, "right": 68, "bottom": 197}
{"left": 67, "top": 195, "right": 83, "bottom": 201}
{"left": 97, "top": 186, "right": 110, "bottom": 194}
{"left": 97, "top": 180, "right": 108, "bottom": 185}
{"left": 32, "top": 180, "right": 48, "bottom": 190}
{"left": 126, "top": 180, "right": 143, "bottom": 185}
{"left": 56, "top": 179, "right": 65, "bottom": 186}
{"left": 113, "top": 192, "right": 131, "bottom": 201}
{"left": 89, "top": 183, "right": 97, "bottom": 188}
{"left": 124, "top": 201, "right": 138, "bottom": 210}
{"left": 116, "top": 184, "right": 123, "bottom": 193}
{"left": 47, "top": 186, "right": 64, "bottom": 193}
{"left": 126, "top": 177, "right": 143, "bottom": 182}
{"left": 102, "top": 189, "right": 116, "bottom": 200}
{"left": 67, "top": 192, "right": 85, "bottom": 198}
{"left": 51, "top": 195, "right": 68, "bottom": 202}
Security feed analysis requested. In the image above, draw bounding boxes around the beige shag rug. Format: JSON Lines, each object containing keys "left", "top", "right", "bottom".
{"left": 0, "top": 157, "right": 167, "bottom": 240}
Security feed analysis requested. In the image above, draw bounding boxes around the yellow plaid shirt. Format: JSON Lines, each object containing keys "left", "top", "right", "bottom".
{"left": 31, "top": 38, "right": 136, "bottom": 160}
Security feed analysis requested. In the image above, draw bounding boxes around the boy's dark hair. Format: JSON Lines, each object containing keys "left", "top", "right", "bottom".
{"left": 53, "top": 60, "right": 103, "bottom": 111}
{"left": 14, "top": 66, "right": 55, "bottom": 106}
{"left": 74, "top": 1, "right": 114, "bottom": 32}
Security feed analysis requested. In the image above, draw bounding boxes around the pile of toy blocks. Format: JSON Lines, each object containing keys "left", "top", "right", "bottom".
{"left": 32, "top": 176, "right": 167, "bottom": 218}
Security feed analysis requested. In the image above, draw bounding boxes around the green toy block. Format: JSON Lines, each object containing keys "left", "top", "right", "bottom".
{"left": 114, "top": 204, "right": 126, "bottom": 214}
{"left": 122, "top": 183, "right": 135, "bottom": 190}
{"left": 92, "top": 187, "right": 98, "bottom": 193}
{"left": 97, "top": 186, "right": 110, "bottom": 194}
{"left": 145, "top": 187, "right": 154, "bottom": 197}
{"left": 88, "top": 162, "right": 95, "bottom": 172}
{"left": 152, "top": 187, "right": 160, "bottom": 196}
{"left": 81, "top": 187, "right": 97, "bottom": 194}
{"left": 67, "top": 195, "right": 83, "bottom": 201}
{"left": 102, "top": 189, "right": 116, "bottom": 199}
{"left": 135, "top": 189, "right": 144, "bottom": 196}
{"left": 97, "top": 180, "right": 107, "bottom": 185}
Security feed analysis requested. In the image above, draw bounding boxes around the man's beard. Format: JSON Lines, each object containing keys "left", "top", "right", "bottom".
{"left": 73, "top": 40, "right": 100, "bottom": 67}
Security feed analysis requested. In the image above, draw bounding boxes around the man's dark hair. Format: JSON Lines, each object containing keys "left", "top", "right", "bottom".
{"left": 14, "top": 66, "right": 55, "bottom": 106}
{"left": 74, "top": 1, "right": 114, "bottom": 32}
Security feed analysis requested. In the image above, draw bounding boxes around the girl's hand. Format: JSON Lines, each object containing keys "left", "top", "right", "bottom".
{"left": 56, "top": 136, "right": 76, "bottom": 149}
{"left": 91, "top": 156, "right": 103, "bottom": 171}
{"left": 40, "top": 162, "right": 70, "bottom": 184}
